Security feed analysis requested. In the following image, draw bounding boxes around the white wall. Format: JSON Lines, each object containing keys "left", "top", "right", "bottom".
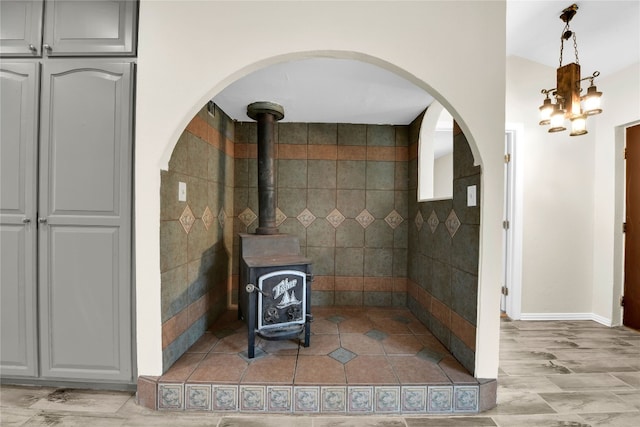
{"left": 136, "top": 0, "right": 506, "bottom": 377}
{"left": 506, "top": 56, "right": 640, "bottom": 322}
{"left": 506, "top": 56, "right": 595, "bottom": 315}
{"left": 434, "top": 152, "right": 454, "bottom": 198}
{"left": 591, "top": 63, "right": 640, "bottom": 325}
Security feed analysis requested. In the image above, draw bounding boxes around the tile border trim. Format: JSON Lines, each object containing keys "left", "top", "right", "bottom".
{"left": 142, "top": 378, "right": 493, "bottom": 414}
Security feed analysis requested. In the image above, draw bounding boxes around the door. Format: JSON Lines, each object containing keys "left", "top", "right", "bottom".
{"left": 0, "top": 62, "right": 40, "bottom": 377}
{"left": 38, "top": 61, "right": 134, "bottom": 381}
{"left": 624, "top": 124, "right": 640, "bottom": 330}
{"left": 43, "top": 0, "right": 137, "bottom": 56}
{"left": 0, "top": 0, "right": 44, "bottom": 56}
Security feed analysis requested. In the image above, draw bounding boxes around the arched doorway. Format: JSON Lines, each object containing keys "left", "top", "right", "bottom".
{"left": 133, "top": 3, "right": 506, "bottom": 408}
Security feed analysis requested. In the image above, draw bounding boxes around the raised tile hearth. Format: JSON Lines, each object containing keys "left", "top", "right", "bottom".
{"left": 141, "top": 307, "right": 495, "bottom": 414}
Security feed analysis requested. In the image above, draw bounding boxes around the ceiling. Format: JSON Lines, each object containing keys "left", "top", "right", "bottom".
{"left": 213, "top": 1, "right": 639, "bottom": 125}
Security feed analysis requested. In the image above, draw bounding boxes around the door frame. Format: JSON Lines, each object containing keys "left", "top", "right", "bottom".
{"left": 502, "top": 124, "right": 524, "bottom": 320}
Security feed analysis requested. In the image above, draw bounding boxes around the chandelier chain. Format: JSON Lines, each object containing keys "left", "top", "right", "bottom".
{"left": 559, "top": 20, "right": 580, "bottom": 67}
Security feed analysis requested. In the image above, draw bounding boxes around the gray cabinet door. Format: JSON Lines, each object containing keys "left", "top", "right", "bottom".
{"left": 0, "top": 0, "right": 44, "bottom": 56}
{"left": 0, "top": 62, "right": 40, "bottom": 377}
{"left": 38, "top": 60, "right": 134, "bottom": 381}
{"left": 43, "top": 0, "right": 137, "bottom": 56}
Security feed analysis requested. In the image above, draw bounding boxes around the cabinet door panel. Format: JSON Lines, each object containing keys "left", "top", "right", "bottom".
{"left": 0, "top": 63, "right": 39, "bottom": 377}
{"left": 40, "top": 226, "right": 130, "bottom": 378}
{"left": 43, "top": 0, "right": 137, "bottom": 56}
{"left": 0, "top": 0, "right": 43, "bottom": 57}
{"left": 39, "top": 61, "right": 133, "bottom": 381}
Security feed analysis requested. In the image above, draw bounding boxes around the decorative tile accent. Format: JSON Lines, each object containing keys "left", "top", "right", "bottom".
{"left": 415, "top": 210, "right": 424, "bottom": 231}
{"left": 365, "top": 329, "right": 388, "bottom": 341}
{"left": 454, "top": 386, "right": 479, "bottom": 413}
{"left": 392, "top": 315, "right": 411, "bottom": 324}
{"left": 428, "top": 210, "right": 439, "bottom": 233}
{"left": 239, "top": 208, "right": 257, "bottom": 227}
{"left": 384, "top": 209, "right": 403, "bottom": 230}
{"left": 158, "top": 383, "right": 183, "bottom": 410}
{"left": 326, "top": 208, "right": 346, "bottom": 228}
{"left": 201, "top": 206, "right": 214, "bottom": 231}
{"left": 297, "top": 208, "right": 316, "bottom": 228}
{"left": 356, "top": 209, "right": 375, "bottom": 229}
{"left": 275, "top": 208, "right": 287, "bottom": 227}
{"left": 375, "top": 386, "right": 400, "bottom": 413}
{"left": 326, "top": 315, "right": 346, "bottom": 324}
{"left": 445, "top": 209, "right": 461, "bottom": 238}
{"left": 239, "top": 347, "right": 267, "bottom": 362}
{"left": 212, "top": 385, "right": 238, "bottom": 411}
{"left": 329, "top": 347, "right": 357, "bottom": 364}
{"left": 428, "top": 386, "right": 453, "bottom": 413}
{"left": 185, "top": 384, "right": 211, "bottom": 411}
{"left": 417, "top": 347, "right": 445, "bottom": 363}
{"left": 218, "top": 208, "right": 227, "bottom": 229}
{"left": 267, "top": 386, "right": 292, "bottom": 412}
{"left": 402, "top": 386, "right": 427, "bottom": 412}
{"left": 294, "top": 387, "right": 320, "bottom": 412}
{"left": 321, "top": 387, "right": 346, "bottom": 412}
{"left": 240, "top": 385, "right": 265, "bottom": 411}
{"left": 348, "top": 387, "right": 373, "bottom": 412}
{"left": 179, "top": 205, "right": 195, "bottom": 234}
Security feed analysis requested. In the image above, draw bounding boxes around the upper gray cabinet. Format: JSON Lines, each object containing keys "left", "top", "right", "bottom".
{"left": 0, "top": 0, "right": 44, "bottom": 56}
{"left": 0, "top": 0, "right": 137, "bottom": 57}
{"left": 43, "top": 0, "right": 137, "bottom": 56}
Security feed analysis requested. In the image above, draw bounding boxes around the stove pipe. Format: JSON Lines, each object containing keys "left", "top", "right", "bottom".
{"left": 246, "top": 102, "right": 285, "bottom": 235}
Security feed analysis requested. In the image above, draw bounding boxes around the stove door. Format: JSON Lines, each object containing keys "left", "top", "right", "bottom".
{"left": 257, "top": 270, "right": 306, "bottom": 330}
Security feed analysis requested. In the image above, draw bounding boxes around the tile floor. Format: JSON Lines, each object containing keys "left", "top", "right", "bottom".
{"left": 153, "top": 306, "right": 484, "bottom": 413}
{"left": 2, "top": 316, "right": 640, "bottom": 426}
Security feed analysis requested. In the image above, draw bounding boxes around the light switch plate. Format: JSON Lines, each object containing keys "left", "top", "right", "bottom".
{"left": 178, "top": 181, "right": 187, "bottom": 202}
{"left": 467, "top": 185, "right": 477, "bottom": 207}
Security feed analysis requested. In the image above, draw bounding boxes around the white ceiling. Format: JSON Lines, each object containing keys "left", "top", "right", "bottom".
{"left": 213, "top": 1, "right": 639, "bottom": 125}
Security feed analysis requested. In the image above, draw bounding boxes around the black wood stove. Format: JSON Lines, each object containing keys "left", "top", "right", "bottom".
{"left": 237, "top": 102, "right": 313, "bottom": 359}
{"left": 238, "top": 233, "right": 312, "bottom": 358}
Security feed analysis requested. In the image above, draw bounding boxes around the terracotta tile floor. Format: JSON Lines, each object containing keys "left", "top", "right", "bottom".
{"left": 159, "top": 306, "right": 476, "bottom": 386}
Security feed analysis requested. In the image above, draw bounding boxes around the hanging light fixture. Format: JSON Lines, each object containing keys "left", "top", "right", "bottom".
{"left": 538, "top": 4, "right": 603, "bottom": 136}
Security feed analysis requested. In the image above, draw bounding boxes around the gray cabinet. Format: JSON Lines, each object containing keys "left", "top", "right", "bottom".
{"left": 0, "top": 1, "right": 44, "bottom": 56}
{"left": 0, "top": 60, "right": 134, "bottom": 383}
{"left": 1, "top": 0, "right": 137, "bottom": 57}
{"left": 0, "top": 62, "right": 39, "bottom": 377}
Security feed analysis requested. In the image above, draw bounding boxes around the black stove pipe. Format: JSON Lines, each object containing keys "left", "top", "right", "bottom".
{"left": 246, "top": 102, "right": 284, "bottom": 235}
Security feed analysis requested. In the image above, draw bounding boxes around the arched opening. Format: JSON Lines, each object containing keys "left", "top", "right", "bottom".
{"left": 153, "top": 54, "right": 492, "bottom": 414}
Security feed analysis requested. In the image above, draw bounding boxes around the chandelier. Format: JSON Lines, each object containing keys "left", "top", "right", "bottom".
{"left": 538, "top": 4, "right": 603, "bottom": 136}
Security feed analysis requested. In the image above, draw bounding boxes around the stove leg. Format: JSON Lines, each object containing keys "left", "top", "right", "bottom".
{"left": 247, "top": 291, "right": 257, "bottom": 358}
{"left": 303, "top": 316, "right": 311, "bottom": 348}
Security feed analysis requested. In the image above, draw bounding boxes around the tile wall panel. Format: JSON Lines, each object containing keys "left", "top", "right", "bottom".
{"left": 406, "top": 116, "right": 480, "bottom": 375}
{"left": 159, "top": 105, "right": 233, "bottom": 371}
{"left": 233, "top": 122, "right": 409, "bottom": 308}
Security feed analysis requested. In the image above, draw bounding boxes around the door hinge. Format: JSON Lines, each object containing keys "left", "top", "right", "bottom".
{"left": 624, "top": 148, "right": 627, "bottom": 159}
{"left": 501, "top": 286, "right": 509, "bottom": 296}
{"left": 503, "top": 220, "right": 510, "bottom": 230}
{"left": 504, "top": 153, "right": 511, "bottom": 163}
{"left": 623, "top": 222, "right": 627, "bottom": 233}
{"left": 620, "top": 295, "right": 625, "bottom": 307}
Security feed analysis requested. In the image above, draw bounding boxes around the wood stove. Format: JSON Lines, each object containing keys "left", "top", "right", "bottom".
{"left": 238, "top": 233, "right": 312, "bottom": 358}
{"left": 237, "top": 102, "right": 313, "bottom": 359}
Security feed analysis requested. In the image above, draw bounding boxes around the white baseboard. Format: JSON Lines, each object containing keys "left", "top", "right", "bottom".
{"left": 520, "top": 312, "right": 612, "bottom": 327}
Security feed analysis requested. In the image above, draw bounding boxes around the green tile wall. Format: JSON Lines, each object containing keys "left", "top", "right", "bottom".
{"left": 233, "top": 122, "right": 409, "bottom": 307}
{"left": 406, "top": 115, "right": 481, "bottom": 375}
{"left": 159, "top": 105, "right": 233, "bottom": 371}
